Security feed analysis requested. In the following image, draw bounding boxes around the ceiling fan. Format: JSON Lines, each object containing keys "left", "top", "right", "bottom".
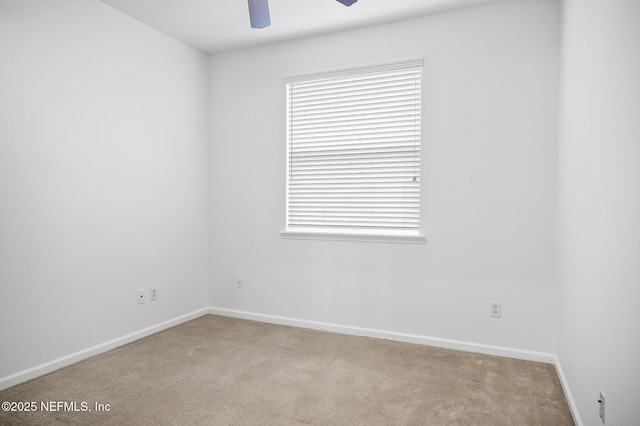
{"left": 248, "top": 0, "right": 358, "bottom": 29}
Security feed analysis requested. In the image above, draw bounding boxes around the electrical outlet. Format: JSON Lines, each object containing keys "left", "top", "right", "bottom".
{"left": 150, "top": 287, "right": 158, "bottom": 301}
{"left": 598, "top": 390, "right": 605, "bottom": 423}
{"left": 137, "top": 289, "right": 146, "bottom": 305}
{"left": 490, "top": 301, "right": 501, "bottom": 318}
{"left": 236, "top": 277, "right": 243, "bottom": 289}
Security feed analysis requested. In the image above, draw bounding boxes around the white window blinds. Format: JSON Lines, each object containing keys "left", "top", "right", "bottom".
{"left": 286, "top": 61, "right": 422, "bottom": 236}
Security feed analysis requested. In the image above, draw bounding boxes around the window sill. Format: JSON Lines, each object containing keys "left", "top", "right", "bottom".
{"left": 280, "top": 230, "right": 426, "bottom": 244}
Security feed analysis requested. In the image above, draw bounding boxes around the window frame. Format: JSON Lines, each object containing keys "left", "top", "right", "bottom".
{"left": 282, "top": 61, "right": 426, "bottom": 244}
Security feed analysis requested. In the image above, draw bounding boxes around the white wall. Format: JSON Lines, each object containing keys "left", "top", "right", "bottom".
{"left": 558, "top": 0, "right": 640, "bottom": 424}
{"left": 0, "top": 0, "right": 209, "bottom": 381}
{"left": 209, "top": 0, "right": 560, "bottom": 353}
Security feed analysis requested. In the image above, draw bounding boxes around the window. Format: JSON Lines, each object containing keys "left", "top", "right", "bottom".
{"left": 283, "top": 61, "right": 424, "bottom": 243}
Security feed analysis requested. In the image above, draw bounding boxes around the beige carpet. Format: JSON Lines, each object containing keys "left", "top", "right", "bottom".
{"left": 0, "top": 315, "right": 574, "bottom": 425}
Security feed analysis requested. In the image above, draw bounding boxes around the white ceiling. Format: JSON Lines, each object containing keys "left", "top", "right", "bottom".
{"left": 99, "top": 0, "right": 505, "bottom": 55}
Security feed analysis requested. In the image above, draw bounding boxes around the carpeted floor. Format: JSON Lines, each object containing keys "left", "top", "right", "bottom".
{"left": 0, "top": 315, "right": 574, "bottom": 425}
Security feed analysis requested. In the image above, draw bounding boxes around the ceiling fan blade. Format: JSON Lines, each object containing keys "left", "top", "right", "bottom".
{"left": 336, "top": 0, "right": 358, "bottom": 6}
{"left": 248, "top": 0, "right": 271, "bottom": 29}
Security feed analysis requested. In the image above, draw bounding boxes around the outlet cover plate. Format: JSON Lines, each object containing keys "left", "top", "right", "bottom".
{"left": 490, "top": 301, "right": 502, "bottom": 318}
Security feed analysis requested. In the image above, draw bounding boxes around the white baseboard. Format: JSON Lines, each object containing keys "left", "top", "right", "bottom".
{"left": 0, "top": 308, "right": 209, "bottom": 391}
{"left": 553, "top": 356, "right": 582, "bottom": 426}
{"left": 207, "top": 307, "right": 557, "bottom": 364}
